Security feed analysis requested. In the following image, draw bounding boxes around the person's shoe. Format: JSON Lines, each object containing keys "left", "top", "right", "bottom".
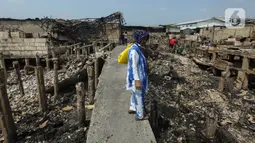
{"left": 128, "top": 110, "right": 136, "bottom": 114}
{"left": 135, "top": 115, "right": 149, "bottom": 121}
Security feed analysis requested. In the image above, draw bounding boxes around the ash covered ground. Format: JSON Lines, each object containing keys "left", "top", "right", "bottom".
{"left": 144, "top": 45, "right": 255, "bottom": 143}
{"left": 2, "top": 58, "right": 91, "bottom": 143}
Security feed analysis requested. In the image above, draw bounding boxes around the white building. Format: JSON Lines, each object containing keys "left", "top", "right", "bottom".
{"left": 174, "top": 17, "right": 225, "bottom": 30}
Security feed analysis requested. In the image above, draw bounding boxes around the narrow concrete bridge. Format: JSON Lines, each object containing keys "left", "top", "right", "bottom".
{"left": 87, "top": 46, "right": 156, "bottom": 143}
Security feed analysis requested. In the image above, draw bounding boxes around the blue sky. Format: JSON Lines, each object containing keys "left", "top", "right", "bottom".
{"left": 0, "top": 0, "right": 254, "bottom": 26}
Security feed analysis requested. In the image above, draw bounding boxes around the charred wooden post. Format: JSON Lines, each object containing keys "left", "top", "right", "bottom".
{"left": 0, "top": 113, "right": 8, "bottom": 143}
{"left": 205, "top": 109, "right": 218, "bottom": 140}
{"left": 76, "top": 46, "right": 81, "bottom": 60}
{"left": 65, "top": 51, "right": 68, "bottom": 58}
{"left": 68, "top": 47, "right": 72, "bottom": 56}
{"left": 0, "top": 54, "right": 7, "bottom": 85}
{"left": 13, "top": 61, "right": 25, "bottom": 96}
{"left": 24, "top": 58, "right": 30, "bottom": 75}
{"left": 87, "top": 63, "right": 95, "bottom": 104}
{"left": 150, "top": 100, "right": 159, "bottom": 137}
{"left": 76, "top": 82, "right": 86, "bottom": 127}
{"left": 94, "top": 58, "right": 99, "bottom": 89}
{"left": 242, "top": 56, "right": 249, "bottom": 90}
{"left": 211, "top": 52, "right": 217, "bottom": 63}
{"left": 35, "top": 54, "right": 40, "bottom": 66}
{"left": 236, "top": 56, "right": 250, "bottom": 89}
{"left": 83, "top": 44, "right": 88, "bottom": 59}
{"left": 72, "top": 45, "right": 75, "bottom": 56}
{"left": 93, "top": 42, "right": 98, "bottom": 56}
{"left": 87, "top": 45, "right": 91, "bottom": 58}
{"left": 187, "top": 57, "right": 192, "bottom": 76}
{"left": 35, "top": 66, "right": 47, "bottom": 112}
{"left": 51, "top": 47, "right": 56, "bottom": 58}
{"left": 75, "top": 45, "right": 78, "bottom": 57}
{"left": 45, "top": 55, "right": 50, "bottom": 72}
{"left": 218, "top": 66, "right": 231, "bottom": 92}
{"left": 52, "top": 58, "right": 59, "bottom": 102}
{"left": 0, "top": 69, "right": 17, "bottom": 143}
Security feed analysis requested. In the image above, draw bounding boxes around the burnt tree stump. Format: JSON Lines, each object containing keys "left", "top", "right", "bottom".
{"left": 13, "top": 61, "right": 25, "bottom": 96}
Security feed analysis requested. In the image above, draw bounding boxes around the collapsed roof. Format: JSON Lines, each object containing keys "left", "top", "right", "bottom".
{"left": 39, "top": 12, "right": 126, "bottom": 43}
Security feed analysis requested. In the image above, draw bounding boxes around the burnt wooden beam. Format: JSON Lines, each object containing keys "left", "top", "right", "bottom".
{"left": 87, "top": 63, "right": 95, "bottom": 104}
{"left": 76, "top": 82, "right": 86, "bottom": 127}
{"left": 13, "top": 61, "right": 25, "bottom": 96}
{"left": 0, "top": 68, "right": 17, "bottom": 143}
{"left": 35, "top": 66, "right": 48, "bottom": 112}
{"left": 52, "top": 58, "right": 59, "bottom": 103}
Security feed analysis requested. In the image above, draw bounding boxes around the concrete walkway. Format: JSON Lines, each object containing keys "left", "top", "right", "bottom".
{"left": 87, "top": 46, "right": 156, "bottom": 143}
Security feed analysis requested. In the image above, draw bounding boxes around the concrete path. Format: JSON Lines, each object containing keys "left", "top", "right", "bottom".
{"left": 87, "top": 46, "right": 156, "bottom": 143}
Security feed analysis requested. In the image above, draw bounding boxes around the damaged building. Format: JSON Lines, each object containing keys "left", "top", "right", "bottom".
{"left": 0, "top": 12, "right": 124, "bottom": 59}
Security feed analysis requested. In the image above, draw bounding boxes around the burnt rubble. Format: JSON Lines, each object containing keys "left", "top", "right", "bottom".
{"left": 1, "top": 37, "right": 255, "bottom": 142}
{"left": 2, "top": 56, "right": 98, "bottom": 142}
{"left": 144, "top": 45, "right": 255, "bottom": 143}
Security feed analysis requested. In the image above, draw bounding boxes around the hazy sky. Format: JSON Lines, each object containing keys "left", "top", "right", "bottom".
{"left": 0, "top": 0, "right": 254, "bottom": 26}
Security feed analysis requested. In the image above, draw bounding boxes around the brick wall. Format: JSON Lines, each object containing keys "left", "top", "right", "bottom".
{"left": 200, "top": 25, "right": 255, "bottom": 42}
{"left": 0, "top": 38, "right": 49, "bottom": 58}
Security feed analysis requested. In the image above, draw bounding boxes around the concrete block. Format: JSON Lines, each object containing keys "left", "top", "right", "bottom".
{"left": 0, "top": 44, "right": 8, "bottom": 47}
{"left": 35, "top": 38, "right": 47, "bottom": 43}
{"left": 11, "top": 32, "right": 20, "bottom": 38}
{"left": 18, "top": 43, "right": 25, "bottom": 47}
{"left": 12, "top": 38, "right": 24, "bottom": 43}
{"left": 236, "top": 27, "right": 251, "bottom": 37}
{"left": 41, "top": 51, "right": 48, "bottom": 55}
{"left": 20, "top": 51, "right": 33, "bottom": 57}
{"left": 21, "top": 46, "right": 36, "bottom": 51}
{"left": 10, "top": 51, "right": 21, "bottom": 56}
{"left": 8, "top": 46, "right": 21, "bottom": 51}
{"left": 24, "top": 42, "right": 35, "bottom": 46}
{"left": 35, "top": 43, "right": 46, "bottom": 47}
{"left": 0, "top": 32, "right": 9, "bottom": 39}
{"left": 36, "top": 46, "right": 47, "bottom": 51}
{"left": 3, "top": 51, "right": 10, "bottom": 55}
{"left": 31, "top": 51, "right": 40, "bottom": 56}
{"left": 8, "top": 43, "right": 19, "bottom": 47}
{"left": 24, "top": 38, "right": 35, "bottom": 43}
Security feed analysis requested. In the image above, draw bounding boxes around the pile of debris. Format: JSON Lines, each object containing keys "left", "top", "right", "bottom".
{"left": 145, "top": 45, "right": 255, "bottom": 143}
{"left": 3, "top": 58, "right": 92, "bottom": 142}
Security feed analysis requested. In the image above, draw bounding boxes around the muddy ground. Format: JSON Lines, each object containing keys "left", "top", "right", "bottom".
{"left": 145, "top": 45, "right": 255, "bottom": 143}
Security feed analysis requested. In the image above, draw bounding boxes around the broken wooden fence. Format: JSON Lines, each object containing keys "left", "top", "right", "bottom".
{"left": 190, "top": 45, "right": 255, "bottom": 92}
